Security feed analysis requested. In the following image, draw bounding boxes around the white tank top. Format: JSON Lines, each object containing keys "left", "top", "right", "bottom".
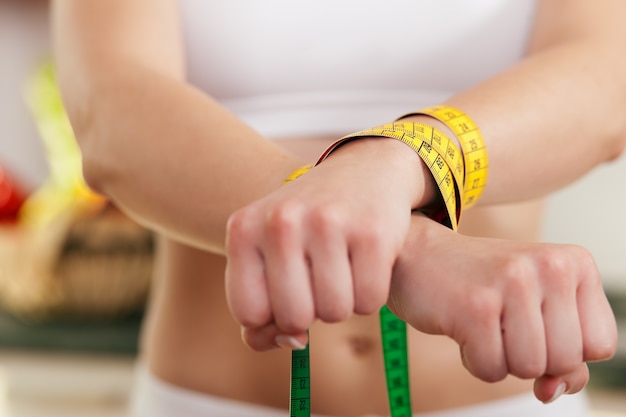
{"left": 179, "top": 0, "right": 537, "bottom": 138}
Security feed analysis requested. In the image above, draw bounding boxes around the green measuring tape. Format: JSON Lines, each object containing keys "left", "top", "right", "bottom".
{"left": 290, "top": 341, "right": 311, "bottom": 417}
{"left": 380, "top": 306, "right": 412, "bottom": 417}
{"left": 288, "top": 309, "right": 411, "bottom": 417}
{"left": 284, "top": 108, "right": 486, "bottom": 416}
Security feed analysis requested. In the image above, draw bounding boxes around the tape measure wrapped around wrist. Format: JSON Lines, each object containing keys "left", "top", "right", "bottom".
{"left": 397, "top": 105, "right": 489, "bottom": 209}
{"left": 315, "top": 121, "right": 464, "bottom": 231}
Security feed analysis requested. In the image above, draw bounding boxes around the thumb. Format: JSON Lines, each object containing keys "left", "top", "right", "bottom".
{"left": 533, "top": 363, "right": 589, "bottom": 403}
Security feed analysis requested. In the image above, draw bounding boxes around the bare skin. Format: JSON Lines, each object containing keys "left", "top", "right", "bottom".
{"left": 141, "top": 136, "right": 548, "bottom": 416}
{"left": 51, "top": 0, "right": 623, "bottom": 414}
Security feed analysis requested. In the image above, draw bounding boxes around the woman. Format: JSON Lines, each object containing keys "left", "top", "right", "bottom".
{"left": 51, "top": 1, "right": 623, "bottom": 416}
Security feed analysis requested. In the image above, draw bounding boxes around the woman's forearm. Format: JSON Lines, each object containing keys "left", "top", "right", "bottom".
{"left": 445, "top": 41, "right": 626, "bottom": 205}
{"left": 52, "top": 1, "right": 303, "bottom": 253}
{"left": 442, "top": 0, "right": 626, "bottom": 205}
{"left": 80, "top": 71, "right": 301, "bottom": 253}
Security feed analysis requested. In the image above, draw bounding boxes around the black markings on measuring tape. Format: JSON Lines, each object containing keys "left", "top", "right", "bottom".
{"left": 380, "top": 306, "right": 412, "bottom": 417}
{"left": 290, "top": 343, "right": 311, "bottom": 417}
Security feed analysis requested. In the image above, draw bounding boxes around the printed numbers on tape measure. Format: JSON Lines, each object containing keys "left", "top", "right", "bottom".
{"left": 290, "top": 343, "right": 311, "bottom": 417}
{"left": 339, "top": 123, "right": 463, "bottom": 230}
{"left": 380, "top": 307, "right": 412, "bottom": 417}
{"left": 416, "top": 105, "right": 489, "bottom": 208}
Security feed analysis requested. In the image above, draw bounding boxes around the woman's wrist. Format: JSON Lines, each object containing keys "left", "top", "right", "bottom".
{"left": 320, "top": 136, "right": 437, "bottom": 210}
{"left": 397, "top": 106, "right": 489, "bottom": 209}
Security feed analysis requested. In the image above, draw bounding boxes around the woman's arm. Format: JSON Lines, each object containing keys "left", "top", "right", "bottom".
{"left": 51, "top": 0, "right": 306, "bottom": 253}
{"left": 294, "top": 0, "right": 626, "bottom": 207}
{"left": 52, "top": 0, "right": 434, "bottom": 254}
{"left": 443, "top": 0, "right": 626, "bottom": 203}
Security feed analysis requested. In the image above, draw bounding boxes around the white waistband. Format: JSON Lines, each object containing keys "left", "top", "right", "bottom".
{"left": 130, "top": 363, "right": 591, "bottom": 417}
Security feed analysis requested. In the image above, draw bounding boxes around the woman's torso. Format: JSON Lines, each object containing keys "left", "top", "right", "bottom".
{"left": 142, "top": 2, "right": 545, "bottom": 415}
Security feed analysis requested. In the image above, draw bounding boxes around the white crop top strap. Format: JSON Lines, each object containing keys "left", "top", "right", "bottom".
{"left": 179, "top": 0, "right": 538, "bottom": 139}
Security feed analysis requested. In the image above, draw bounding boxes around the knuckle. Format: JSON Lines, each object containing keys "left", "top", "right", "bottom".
{"left": 538, "top": 245, "right": 600, "bottom": 294}
{"left": 354, "top": 221, "right": 388, "bottom": 251}
{"left": 354, "top": 289, "right": 388, "bottom": 316}
{"left": 570, "top": 245, "right": 600, "bottom": 279}
{"left": 240, "top": 329, "right": 272, "bottom": 352}
{"left": 226, "top": 289, "right": 270, "bottom": 329}
{"left": 239, "top": 315, "right": 267, "bottom": 330}
{"left": 309, "top": 205, "right": 344, "bottom": 233}
{"left": 226, "top": 210, "right": 254, "bottom": 247}
{"left": 318, "top": 302, "right": 352, "bottom": 323}
{"left": 469, "top": 362, "right": 508, "bottom": 383}
{"left": 509, "top": 359, "right": 545, "bottom": 380}
{"left": 501, "top": 256, "right": 537, "bottom": 296}
{"left": 463, "top": 288, "right": 501, "bottom": 322}
{"left": 483, "top": 369, "right": 508, "bottom": 383}
{"left": 568, "top": 244, "right": 595, "bottom": 266}
{"left": 234, "top": 304, "right": 271, "bottom": 329}
{"left": 538, "top": 248, "right": 572, "bottom": 277}
{"left": 276, "top": 308, "right": 314, "bottom": 334}
{"left": 588, "top": 338, "right": 618, "bottom": 361}
{"left": 500, "top": 253, "right": 533, "bottom": 285}
{"left": 267, "top": 203, "right": 301, "bottom": 237}
{"left": 508, "top": 246, "right": 579, "bottom": 292}
{"left": 540, "top": 245, "right": 594, "bottom": 284}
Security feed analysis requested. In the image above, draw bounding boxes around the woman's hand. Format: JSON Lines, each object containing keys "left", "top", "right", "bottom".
{"left": 225, "top": 138, "right": 435, "bottom": 350}
{"left": 389, "top": 213, "right": 617, "bottom": 403}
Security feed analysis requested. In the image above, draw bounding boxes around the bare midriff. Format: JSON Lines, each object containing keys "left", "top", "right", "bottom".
{"left": 141, "top": 136, "right": 545, "bottom": 417}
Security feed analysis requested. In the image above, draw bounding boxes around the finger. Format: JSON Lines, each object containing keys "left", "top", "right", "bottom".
{"left": 542, "top": 274, "right": 583, "bottom": 377}
{"left": 534, "top": 363, "right": 589, "bottom": 403}
{"left": 264, "top": 207, "right": 315, "bottom": 334}
{"left": 501, "top": 275, "right": 546, "bottom": 379}
{"left": 225, "top": 213, "right": 272, "bottom": 328}
{"left": 575, "top": 254, "right": 618, "bottom": 361}
{"left": 543, "top": 297, "right": 583, "bottom": 377}
{"left": 308, "top": 217, "right": 354, "bottom": 322}
{"left": 242, "top": 325, "right": 309, "bottom": 352}
{"left": 533, "top": 374, "right": 566, "bottom": 403}
{"left": 349, "top": 228, "right": 393, "bottom": 316}
{"left": 457, "top": 290, "right": 508, "bottom": 382}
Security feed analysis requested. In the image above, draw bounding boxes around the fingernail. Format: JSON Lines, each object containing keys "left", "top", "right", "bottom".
{"left": 275, "top": 335, "right": 306, "bottom": 350}
{"left": 545, "top": 382, "right": 567, "bottom": 404}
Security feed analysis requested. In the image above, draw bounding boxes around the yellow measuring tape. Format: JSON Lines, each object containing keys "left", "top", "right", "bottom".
{"left": 320, "top": 121, "right": 464, "bottom": 231}
{"left": 285, "top": 106, "right": 487, "bottom": 417}
{"left": 398, "top": 105, "right": 489, "bottom": 208}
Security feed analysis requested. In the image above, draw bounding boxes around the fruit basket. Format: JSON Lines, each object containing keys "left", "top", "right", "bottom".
{"left": 0, "top": 61, "right": 154, "bottom": 320}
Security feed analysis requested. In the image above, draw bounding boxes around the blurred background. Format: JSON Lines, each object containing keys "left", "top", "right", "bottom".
{"left": 0, "top": 1, "right": 624, "bottom": 416}
{"left": 1, "top": 1, "right": 150, "bottom": 416}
